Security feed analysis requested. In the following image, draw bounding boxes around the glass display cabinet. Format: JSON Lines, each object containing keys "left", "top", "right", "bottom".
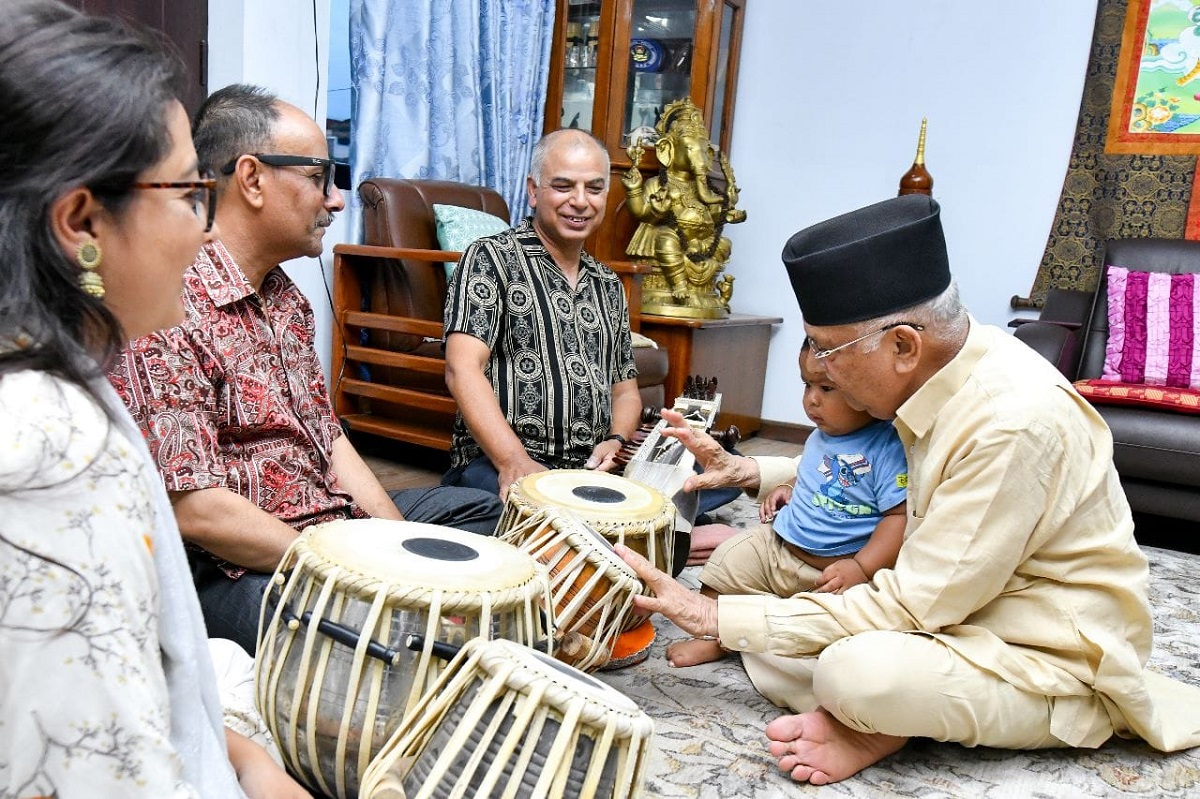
{"left": 544, "top": 0, "right": 746, "bottom": 263}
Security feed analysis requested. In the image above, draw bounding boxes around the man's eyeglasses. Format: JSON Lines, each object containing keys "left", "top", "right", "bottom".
{"left": 222, "top": 153, "right": 336, "bottom": 196}
{"left": 129, "top": 171, "right": 217, "bottom": 232}
{"left": 809, "top": 322, "right": 925, "bottom": 360}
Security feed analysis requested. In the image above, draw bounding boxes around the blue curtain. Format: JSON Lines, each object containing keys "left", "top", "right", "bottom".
{"left": 350, "top": 0, "right": 556, "bottom": 226}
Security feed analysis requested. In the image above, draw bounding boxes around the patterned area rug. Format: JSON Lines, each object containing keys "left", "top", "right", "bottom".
{"left": 596, "top": 495, "right": 1200, "bottom": 798}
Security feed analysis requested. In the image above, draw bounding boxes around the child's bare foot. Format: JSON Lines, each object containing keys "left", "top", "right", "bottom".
{"left": 765, "top": 708, "right": 907, "bottom": 784}
{"left": 665, "top": 637, "right": 727, "bottom": 667}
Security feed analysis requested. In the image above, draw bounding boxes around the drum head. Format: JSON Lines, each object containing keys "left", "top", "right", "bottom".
{"left": 478, "top": 638, "right": 641, "bottom": 714}
{"left": 301, "top": 518, "right": 538, "bottom": 590}
{"left": 517, "top": 470, "right": 666, "bottom": 523}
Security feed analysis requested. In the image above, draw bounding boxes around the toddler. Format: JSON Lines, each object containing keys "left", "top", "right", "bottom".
{"left": 668, "top": 343, "right": 908, "bottom": 667}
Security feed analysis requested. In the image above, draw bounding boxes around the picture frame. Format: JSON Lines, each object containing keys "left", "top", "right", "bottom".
{"left": 1107, "top": 0, "right": 1200, "bottom": 154}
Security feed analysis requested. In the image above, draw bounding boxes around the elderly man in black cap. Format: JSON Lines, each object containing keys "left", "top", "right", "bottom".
{"left": 617, "top": 195, "right": 1200, "bottom": 785}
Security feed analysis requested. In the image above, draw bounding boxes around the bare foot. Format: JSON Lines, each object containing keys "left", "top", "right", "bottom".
{"left": 666, "top": 637, "right": 727, "bottom": 667}
{"left": 764, "top": 708, "right": 907, "bottom": 784}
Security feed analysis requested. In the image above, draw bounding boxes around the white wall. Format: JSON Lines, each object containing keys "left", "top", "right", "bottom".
{"left": 726, "top": 0, "right": 1098, "bottom": 424}
{"left": 208, "top": 0, "right": 345, "bottom": 382}
{"left": 209, "top": 0, "right": 330, "bottom": 120}
{"left": 208, "top": 0, "right": 1098, "bottom": 421}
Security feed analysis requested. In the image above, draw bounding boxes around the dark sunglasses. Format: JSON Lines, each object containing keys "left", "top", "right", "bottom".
{"left": 129, "top": 170, "right": 218, "bottom": 232}
{"left": 221, "top": 153, "right": 336, "bottom": 196}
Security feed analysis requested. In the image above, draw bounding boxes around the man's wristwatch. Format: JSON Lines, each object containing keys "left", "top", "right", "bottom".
{"left": 603, "top": 433, "right": 628, "bottom": 447}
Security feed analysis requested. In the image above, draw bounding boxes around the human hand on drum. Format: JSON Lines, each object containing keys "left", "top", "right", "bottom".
{"left": 497, "top": 453, "right": 549, "bottom": 502}
{"left": 659, "top": 408, "right": 761, "bottom": 492}
{"left": 584, "top": 437, "right": 624, "bottom": 472}
{"left": 615, "top": 543, "right": 719, "bottom": 639}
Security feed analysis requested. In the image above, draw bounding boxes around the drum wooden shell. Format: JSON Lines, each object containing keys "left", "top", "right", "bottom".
{"left": 501, "top": 470, "right": 676, "bottom": 577}
{"left": 497, "top": 507, "right": 646, "bottom": 672}
{"left": 359, "top": 637, "right": 654, "bottom": 799}
{"left": 255, "top": 518, "right": 551, "bottom": 799}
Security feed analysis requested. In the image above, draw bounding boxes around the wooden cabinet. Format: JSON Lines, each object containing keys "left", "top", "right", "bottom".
{"left": 64, "top": 0, "right": 208, "bottom": 117}
{"left": 543, "top": 0, "right": 746, "bottom": 263}
{"left": 640, "top": 313, "right": 781, "bottom": 436}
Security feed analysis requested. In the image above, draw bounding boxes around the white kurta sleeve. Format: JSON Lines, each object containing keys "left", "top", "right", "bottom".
{"left": 748, "top": 455, "right": 801, "bottom": 502}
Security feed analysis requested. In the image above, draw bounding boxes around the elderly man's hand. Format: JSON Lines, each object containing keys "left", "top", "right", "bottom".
{"left": 616, "top": 544, "right": 719, "bottom": 639}
{"left": 659, "top": 408, "right": 761, "bottom": 493}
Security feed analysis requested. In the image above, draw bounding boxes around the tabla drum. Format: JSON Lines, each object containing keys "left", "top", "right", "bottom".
{"left": 496, "top": 506, "right": 646, "bottom": 672}
{"left": 255, "top": 518, "right": 551, "bottom": 799}
{"left": 359, "top": 637, "right": 654, "bottom": 799}
{"left": 501, "top": 470, "right": 676, "bottom": 578}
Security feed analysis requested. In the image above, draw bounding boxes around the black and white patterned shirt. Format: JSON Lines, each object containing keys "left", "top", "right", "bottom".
{"left": 444, "top": 218, "right": 637, "bottom": 469}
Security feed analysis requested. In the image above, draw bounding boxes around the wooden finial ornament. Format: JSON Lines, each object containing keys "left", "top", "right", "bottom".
{"left": 898, "top": 118, "right": 933, "bottom": 196}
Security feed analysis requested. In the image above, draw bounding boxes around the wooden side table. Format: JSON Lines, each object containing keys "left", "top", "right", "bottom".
{"left": 640, "top": 313, "right": 783, "bottom": 436}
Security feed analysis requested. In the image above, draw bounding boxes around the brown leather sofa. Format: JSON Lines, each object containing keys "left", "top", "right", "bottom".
{"left": 1012, "top": 237, "right": 1200, "bottom": 522}
{"left": 330, "top": 178, "right": 668, "bottom": 451}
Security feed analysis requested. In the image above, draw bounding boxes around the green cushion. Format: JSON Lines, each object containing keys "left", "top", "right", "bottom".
{"left": 433, "top": 203, "right": 510, "bottom": 277}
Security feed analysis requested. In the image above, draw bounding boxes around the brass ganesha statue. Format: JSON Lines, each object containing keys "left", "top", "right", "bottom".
{"left": 623, "top": 98, "right": 746, "bottom": 318}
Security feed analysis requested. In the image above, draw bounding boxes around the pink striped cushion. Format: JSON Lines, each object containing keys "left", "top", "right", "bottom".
{"left": 1103, "top": 265, "right": 1200, "bottom": 389}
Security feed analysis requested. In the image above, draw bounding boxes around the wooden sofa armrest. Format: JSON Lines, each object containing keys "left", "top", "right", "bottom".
{"left": 331, "top": 244, "right": 462, "bottom": 449}
{"left": 335, "top": 242, "right": 462, "bottom": 263}
{"left": 333, "top": 242, "right": 460, "bottom": 342}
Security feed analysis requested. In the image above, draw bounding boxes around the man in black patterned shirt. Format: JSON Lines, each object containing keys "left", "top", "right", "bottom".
{"left": 442, "top": 129, "right": 641, "bottom": 500}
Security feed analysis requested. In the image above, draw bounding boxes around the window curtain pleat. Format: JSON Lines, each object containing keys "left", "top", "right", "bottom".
{"left": 350, "top": 0, "right": 555, "bottom": 226}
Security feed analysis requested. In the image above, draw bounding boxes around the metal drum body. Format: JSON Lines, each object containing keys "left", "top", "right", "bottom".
{"left": 255, "top": 518, "right": 551, "bottom": 799}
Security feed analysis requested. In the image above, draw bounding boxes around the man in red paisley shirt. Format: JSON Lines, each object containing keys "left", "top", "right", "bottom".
{"left": 109, "top": 85, "right": 502, "bottom": 654}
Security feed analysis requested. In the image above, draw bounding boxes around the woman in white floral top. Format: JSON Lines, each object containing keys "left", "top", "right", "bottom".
{"left": 0, "top": 2, "right": 309, "bottom": 797}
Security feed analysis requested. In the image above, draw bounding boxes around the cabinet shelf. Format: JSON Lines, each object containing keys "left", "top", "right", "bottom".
{"left": 544, "top": 0, "right": 746, "bottom": 264}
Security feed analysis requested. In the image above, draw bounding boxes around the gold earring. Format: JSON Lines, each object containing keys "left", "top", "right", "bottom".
{"left": 76, "top": 240, "right": 105, "bottom": 299}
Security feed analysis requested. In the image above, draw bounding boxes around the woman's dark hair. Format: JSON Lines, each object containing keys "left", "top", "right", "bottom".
{"left": 0, "top": 0, "right": 184, "bottom": 398}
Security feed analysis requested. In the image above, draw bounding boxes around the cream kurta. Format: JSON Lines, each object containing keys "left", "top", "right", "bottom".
{"left": 719, "top": 320, "right": 1200, "bottom": 751}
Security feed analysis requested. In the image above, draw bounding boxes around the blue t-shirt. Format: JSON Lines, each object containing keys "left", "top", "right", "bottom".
{"left": 773, "top": 420, "right": 907, "bottom": 557}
